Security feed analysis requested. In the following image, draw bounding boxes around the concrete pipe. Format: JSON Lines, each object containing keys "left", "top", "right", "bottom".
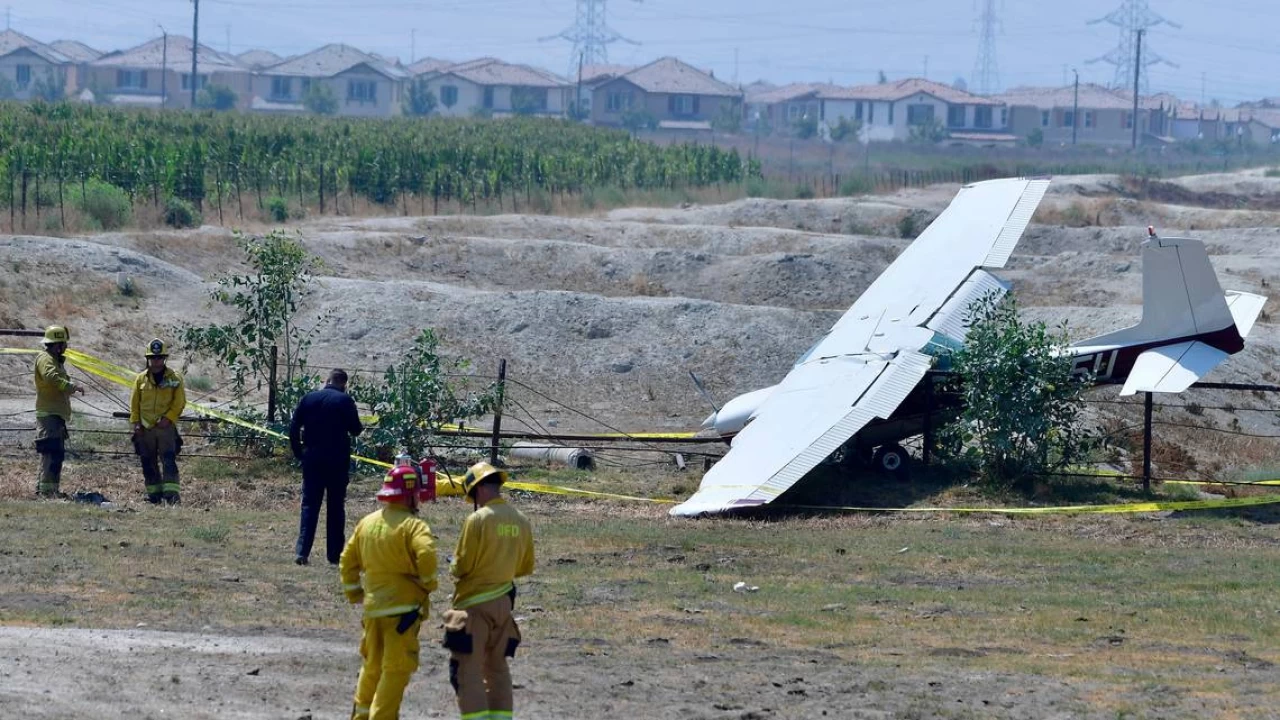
{"left": 509, "top": 441, "right": 595, "bottom": 470}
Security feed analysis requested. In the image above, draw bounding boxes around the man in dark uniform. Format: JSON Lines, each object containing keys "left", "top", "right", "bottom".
{"left": 289, "top": 368, "right": 364, "bottom": 566}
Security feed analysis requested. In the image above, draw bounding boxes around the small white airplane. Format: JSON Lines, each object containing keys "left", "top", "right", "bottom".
{"left": 671, "top": 177, "right": 1267, "bottom": 517}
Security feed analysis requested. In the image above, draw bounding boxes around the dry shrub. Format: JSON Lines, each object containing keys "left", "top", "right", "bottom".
{"left": 628, "top": 272, "right": 668, "bottom": 297}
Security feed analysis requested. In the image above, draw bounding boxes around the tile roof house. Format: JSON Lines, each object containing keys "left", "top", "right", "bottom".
{"left": 0, "top": 29, "right": 74, "bottom": 101}
{"left": 48, "top": 39, "right": 102, "bottom": 63}
{"left": 405, "top": 56, "right": 452, "bottom": 77}
{"left": 251, "top": 43, "right": 408, "bottom": 116}
{"left": 816, "top": 78, "right": 1011, "bottom": 143}
{"left": 420, "top": 58, "right": 571, "bottom": 118}
{"left": 590, "top": 56, "right": 741, "bottom": 131}
{"left": 995, "top": 84, "right": 1154, "bottom": 147}
{"left": 87, "top": 35, "right": 249, "bottom": 108}
{"left": 236, "top": 49, "right": 283, "bottom": 71}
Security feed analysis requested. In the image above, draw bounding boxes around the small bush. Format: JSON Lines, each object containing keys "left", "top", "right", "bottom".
{"left": 266, "top": 196, "right": 289, "bottom": 222}
{"left": 74, "top": 179, "right": 132, "bottom": 230}
{"left": 840, "top": 176, "right": 874, "bottom": 196}
{"left": 794, "top": 184, "right": 816, "bottom": 200}
{"left": 163, "top": 196, "right": 202, "bottom": 228}
{"left": 186, "top": 375, "right": 214, "bottom": 392}
{"left": 897, "top": 213, "right": 919, "bottom": 239}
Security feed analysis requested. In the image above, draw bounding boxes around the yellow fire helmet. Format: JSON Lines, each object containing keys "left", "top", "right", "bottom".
{"left": 145, "top": 338, "right": 169, "bottom": 358}
{"left": 462, "top": 461, "right": 509, "bottom": 498}
{"left": 42, "top": 325, "right": 70, "bottom": 345}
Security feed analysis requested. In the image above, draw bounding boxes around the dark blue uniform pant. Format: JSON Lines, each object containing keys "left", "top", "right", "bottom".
{"left": 295, "top": 457, "right": 349, "bottom": 564}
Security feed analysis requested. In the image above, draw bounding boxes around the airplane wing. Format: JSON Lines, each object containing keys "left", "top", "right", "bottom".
{"left": 671, "top": 177, "right": 1051, "bottom": 517}
{"left": 1119, "top": 341, "right": 1230, "bottom": 396}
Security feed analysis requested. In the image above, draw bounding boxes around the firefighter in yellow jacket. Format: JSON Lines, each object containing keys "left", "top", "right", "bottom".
{"left": 340, "top": 462, "right": 438, "bottom": 720}
{"left": 32, "top": 325, "right": 84, "bottom": 497}
{"left": 445, "top": 462, "right": 535, "bottom": 720}
{"left": 129, "top": 339, "right": 186, "bottom": 504}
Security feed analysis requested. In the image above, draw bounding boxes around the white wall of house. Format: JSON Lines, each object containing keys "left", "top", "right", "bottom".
{"left": 330, "top": 68, "right": 401, "bottom": 117}
{"left": 426, "top": 75, "right": 483, "bottom": 117}
{"left": 0, "top": 50, "right": 66, "bottom": 100}
{"left": 821, "top": 99, "right": 897, "bottom": 140}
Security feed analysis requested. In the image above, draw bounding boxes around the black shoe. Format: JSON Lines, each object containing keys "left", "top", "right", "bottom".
{"left": 294, "top": 556, "right": 309, "bottom": 566}
{"left": 146, "top": 494, "right": 162, "bottom": 505}
{"left": 162, "top": 492, "right": 181, "bottom": 506}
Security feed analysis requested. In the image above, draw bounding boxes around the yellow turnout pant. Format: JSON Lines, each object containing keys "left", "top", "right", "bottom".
{"left": 351, "top": 613, "right": 422, "bottom": 720}
{"left": 448, "top": 595, "right": 520, "bottom": 720}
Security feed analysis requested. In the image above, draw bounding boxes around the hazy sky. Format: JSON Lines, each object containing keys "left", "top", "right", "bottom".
{"left": 13, "top": 0, "right": 1278, "bottom": 104}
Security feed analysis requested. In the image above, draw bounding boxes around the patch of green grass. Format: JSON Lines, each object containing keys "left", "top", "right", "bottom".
{"left": 185, "top": 375, "right": 214, "bottom": 392}
{"left": 189, "top": 524, "right": 230, "bottom": 543}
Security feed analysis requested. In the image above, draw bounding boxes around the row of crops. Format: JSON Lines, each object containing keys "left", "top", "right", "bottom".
{"left": 0, "top": 102, "right": 756, "bottom": 218}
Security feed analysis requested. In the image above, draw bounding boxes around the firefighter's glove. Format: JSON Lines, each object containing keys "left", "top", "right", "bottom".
{"left": 395, "top": 607, "right": 421, "bottom": 635}
{"left": 344, "top": 588, "right": 364, "bottom": 605}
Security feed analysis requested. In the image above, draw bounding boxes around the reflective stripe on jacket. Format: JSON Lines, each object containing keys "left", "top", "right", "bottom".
{"left": 129, "top": 368, "right": 186, "bottom": 428}
{"left": 33, "top": 351, "right": 74, "bottom": 420}
{"left": 340, "top": 506, "right": 438, "bottom": 618}
{"left": 450, "top": 498, "right": 534, "bottom": 609}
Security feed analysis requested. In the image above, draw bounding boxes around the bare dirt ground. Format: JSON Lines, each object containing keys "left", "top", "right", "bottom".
{"left": 4, "top": 169, "right": 1280, "bottom": 718}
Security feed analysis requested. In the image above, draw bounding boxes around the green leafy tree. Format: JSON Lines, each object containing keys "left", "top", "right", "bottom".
{"left": 908, "top": 118, "right": 948, "bottom": 144}
{"left": 0, "top": 76, "right": 14, "bottom": 100}
{"left": 939, "top": 294, "right": 1099, "bottom": 487}
{"left": 877, "top": 70, "right": 888, "bottom": 84}
{"left": 829, "top": 116, "right": 862, "bottom": 142}
{"left": 195, "top": 84, "right": 238, "bottom": 111}
{"left": 792, "top": 113, "right": 818, "bottom": 140}
{"left": 349, "top": 329, "right": 501, "bottom": 458}
{"left": 401, "top": 77, "right": 438, "bottom": 116}
{"left": 510, "top": 87, "right": 545, "bottom": 116}
{"left": 621, "top": 108, "right": 657, "bottom": 132}
{"left": 712, "top": 100, "right": 743, "bottom": 133}
{"left": 177, "top": 230, "right": 329, "bottom": 406}
{"left": 30, "top": 71, "right": 65, "bottom": 102}
{"left": 1026, "top": 127, "right": 1045, "bottom": 148}
{"left": 303, "top": 83, "right": 338, "bottom": 115}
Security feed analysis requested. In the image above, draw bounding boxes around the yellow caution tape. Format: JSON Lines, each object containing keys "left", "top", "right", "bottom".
{"left": 783, "top": 493, "right": 1280, "bottom": 515}
{"left": 505, "top": 481, "right": 674, "bottom": 503}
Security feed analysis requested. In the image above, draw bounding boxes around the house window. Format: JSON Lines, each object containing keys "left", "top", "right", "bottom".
{"left": 440, "top": 85, "right": 458, "bottom": 107}
{"left": 181, "top": 73, "right": 209, "bottom": 91}
{"left": 787, "top": 103, "right": 804, "bottom": 120}
{"left": 347, "top": 79, "right": 377, "bottom": 103}
{"left": 855, "top": 101, "right": 863, "bottom": 120}
{"left": 270, "top": 76, "right": 293, "bottom": 99}
{"left": 868, "top": 103, "right": 874, "bottom": 124}
{"left": 888, "top": 103, "right": 894, "bottom": 124}
{"left": 974, "top": 106, "right": 993, "bottom": 129}
{"left": 606, "top": 90, "right": 631, "bottom": 112}
{"left": 511, "top": 86, "right": 548, "bottom": 113}
{"left": 1123, "top": 111, "right": 1134, "bottom": 129}
{"left": 1000, "top": 107, "right": 1008, "bottom": 127}
{"left": 946, "top": 104, "right": 966, "bottom": 128}
{"left": 1041, "top": 110, "right": 1050, "bottom": 127}
{"left": 1062, "top": 110, "right": 1075, "bottom": 128}
{"left": 482, "top": 86, "right": 494, "bottom": 109}
{"left": 907, "top": 104, "right": 935, "bottom": 126}
{"left": 670, "top": 94, "right": 698, "bottom": 116}
{"left": 116, "top": 69, "right": 147, "bottom": 89}
{"left": 1084, "top": 111, "right": 1095, "bottom": 128}
{"left": 15, "top": 64, "right": 30, "bottom": 89}
{"left": 300, "top": 78, "right": 312, "bottom": 95}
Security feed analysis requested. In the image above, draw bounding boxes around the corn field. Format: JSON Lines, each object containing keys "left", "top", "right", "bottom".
{"left": 0, "top": 103, "right": 756, "bottom": 225}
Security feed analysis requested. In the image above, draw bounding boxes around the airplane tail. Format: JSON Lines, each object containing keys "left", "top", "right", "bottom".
{"left": 1072, "top": 234, "right": 1265, "bottom": 395}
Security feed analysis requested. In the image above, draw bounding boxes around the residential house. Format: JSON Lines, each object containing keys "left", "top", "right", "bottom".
{"left": 86, "top": 35, "right": 250, "bottom": 109}
{"left": 251, "top": 43, "right": 407, "bottom": 116}
{"left": 745, "top": 83, "right": 832, "bottom": 130}
{"left": 405, "top": 56, "right": 451, "bottom": 77}
{"left": 820, "top": 78, "right": 1010, "bottom": 143}
{"left": 420, "top": 58, "right": 571, "bottom": 118}
{"left": 0, "top": 29, "right": 73, "bottom": 100}
{"left": 575, "top": 63, "right": 631, "bottom": 115}
{"left": 236, "top": 49, "right": 283, "bottom": 71}
{"left": 48, "top": 39, "right": 101, "bottom": 95}
{"left": 590, "top": 57, "right": 741, "bottom": 130}
{"left": 996, "top": 84, "right": 1154, "bottom": 147}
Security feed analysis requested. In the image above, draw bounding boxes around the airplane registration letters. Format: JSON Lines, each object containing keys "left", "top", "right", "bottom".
{"left": 1071, "top": 349, "right": 1118, "bottom": 380}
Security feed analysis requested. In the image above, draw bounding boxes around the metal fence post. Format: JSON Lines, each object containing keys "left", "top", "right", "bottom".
{"left": 489, "top": 359, "right": 506, "bottom": 466}
{"left": 267, "top": 344, "right": 278, "bottom": 423}
{"left": 1142, "top": 391, "right": 1153, "bottom": 492}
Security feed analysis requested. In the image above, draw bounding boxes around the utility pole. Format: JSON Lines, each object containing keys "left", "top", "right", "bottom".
{"left": 190, "top": 0, "right": 200, "bottom": 107}
{"left": 540, "top": 0, "right": 642, "bottom": 79}
{"left": 159, "top": 25, "right": 169, "bottom": 108}
{"left": 972, "top": 0, "right": 1000, "bottom": 94}
{"left": 1087, "top": 1, "right": 1178, "bottom": 93}
{"left": 1072, "top": 69, "right": 1079, "bottom": 145}
{"left": 575, "top": 52, "right": 584, "bottom": 119}
{"left": 1132, "top": 29, "right": 1143, "bottom": 150}
{"left": 923, "top": 55, "right": 929, "bottom": 80}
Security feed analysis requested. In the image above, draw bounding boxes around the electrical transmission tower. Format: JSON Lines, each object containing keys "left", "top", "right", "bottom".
{"left": 541, "top": 0, "right": 641, "bottom": 79}
{"left": 972, "top": 0, "right": 1000, "bottom": 94}
{"left": 1087, "top": 0, "right": 1179, "bottom": 94}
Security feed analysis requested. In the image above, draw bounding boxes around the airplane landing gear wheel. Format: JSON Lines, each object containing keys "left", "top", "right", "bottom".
{"left": 872, "top": 443, "right": 910, "bottom": 480}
